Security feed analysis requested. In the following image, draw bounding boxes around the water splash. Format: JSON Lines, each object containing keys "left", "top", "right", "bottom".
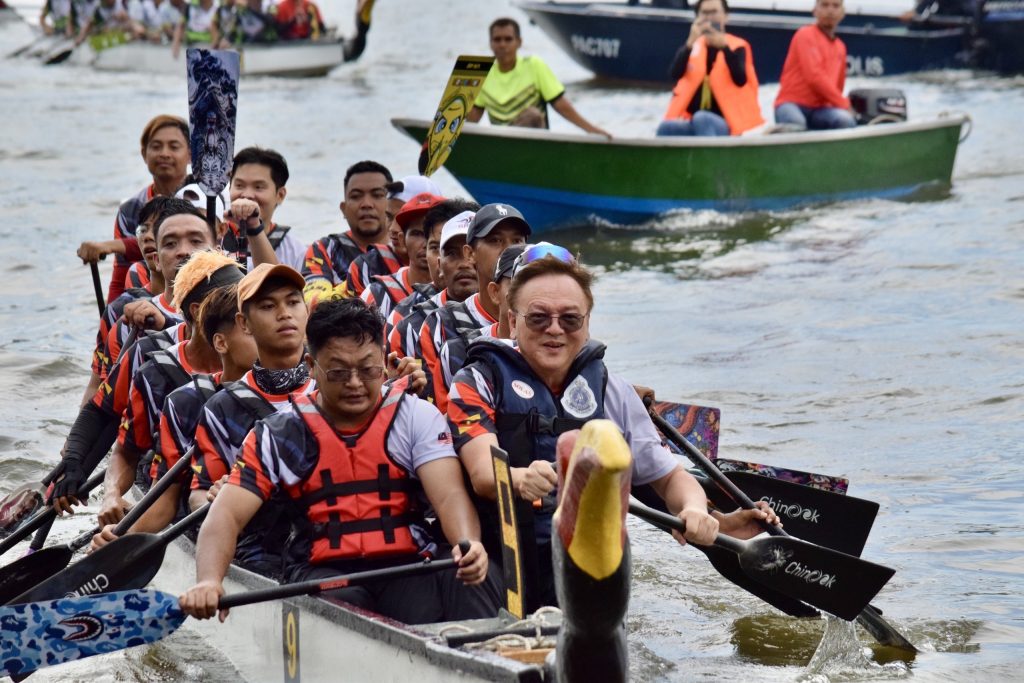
{"left": 799, "top": 616, "right": 911, "bottom": 681}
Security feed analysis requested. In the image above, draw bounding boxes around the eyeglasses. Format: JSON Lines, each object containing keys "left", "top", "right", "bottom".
{"left": 510, "top": 242, "right": 576, "bottom": 279}
{"left": 314, "top": 361, "right": 385, "bottom": 383}
{"left": 513, "top": 310, "right": 588, "bottom": 333}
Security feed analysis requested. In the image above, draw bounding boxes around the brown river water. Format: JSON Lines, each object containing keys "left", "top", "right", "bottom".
{"left": 0, "top": 1, "right": 1022, "bottom": 681}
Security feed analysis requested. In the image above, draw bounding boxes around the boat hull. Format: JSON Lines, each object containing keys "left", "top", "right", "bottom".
{"left": 518, "top": 2, "right": 967, "bottom": 85}
{"left": 154, "top": 534, "right": 546, "bottom": 682}
{"left": 67, "top": 39, "right": 344, "bottom": 77}
{"left": 392, "top": 117, "right": 967, "bottom": 232}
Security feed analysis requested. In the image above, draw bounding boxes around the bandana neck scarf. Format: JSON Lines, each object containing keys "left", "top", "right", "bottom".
{"left": 251, "top": 359, "right": 309, "bottom": 395}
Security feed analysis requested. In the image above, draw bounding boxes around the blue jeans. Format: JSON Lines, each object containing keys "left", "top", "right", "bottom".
{"left": 656, "top": 110, "right": 731, "bottom": 137}
{"left": 775, "top": 103, "right": 856, "bottom": 130}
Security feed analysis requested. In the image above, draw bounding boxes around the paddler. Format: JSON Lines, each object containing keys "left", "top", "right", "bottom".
{"left": 170, "top": 0, "right": 218, "bottom": 58}
{"left": 448, "top": 249, "right": 779, "bottom": 607}
{"left": 77, "top": 114, "right": 190, "bottom": 304}
{"left": 657, "top": 0, "right": 764, "bottom": 137}
{"left": 39, "top": 0, "right": 76, "bottom": 37}
{"left": 179, "top": 299, "right": 502, "bottom": 624}
{"left": 467, "top": 17, "right": 611, "bottom": 138}
{"left": 51, "top": 201, "right": 221, "bottom": 515}
{"left": 301, "top": 161, "right": 401, "bottom": 305}
{"left": 418, "top": 203, "right": 529, "bottom": 412}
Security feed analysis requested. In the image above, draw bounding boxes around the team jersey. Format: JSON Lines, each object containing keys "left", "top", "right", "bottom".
{"left": 90, "top": 0, "right": 126, "bottom": 30}
{"left": 386, "top": 287, "right": 447, "bottom": 359}
{"left": 104, "top": 291, "right": 182, "bottom": 367}
{"left": 119, "top": 339, "right": 199, "bottom": 454}
{"left": 345, "top": 244, "right": 403, "bottom": 297}
{"left": 109, "top": 184, "right": 152, "bottom": 302}
{"left": 129, "top": 0, "right": 163, "bottom": 29}
{"left": 43, "top": 0, "right": 74, "bottom": 30}
{"left": 191, "top": 370, "right": 315, "bottom": 491}
{"left": 418, "top": 293, "right": 496, "bottom": 412}
{"left": 474, "top": 55, "right": 565, "bottom": 126}
{"left": 150, "top": 372, "right": 221, "bottom": 483}
{"left": 360, "top": 267, "right": 415, "bottom": 322}
{"left": 182, "top": 0, "right": 217, "bottom": 41}
{"left": 232, "top": 389, "right": 455, "bottom": 502}
{"left": 447, "top": 354, "right": 678, "bottom": 486}
{"left": 124, "top": 261, "right": 152, "bottom": 291}
{"left": 439, "top": 322, "right": 498, "bottom": 389}
{"left": 272, "top": 0, "right": 322, "bottom": 40}
{"left": 302, "top": 230, "right": 368, "bottom": 298}
{"left": 93, "top": 323, "right": 187, "bottom": 419}
{"left": 91, "top": 287, "right": 150, "bottom": 379}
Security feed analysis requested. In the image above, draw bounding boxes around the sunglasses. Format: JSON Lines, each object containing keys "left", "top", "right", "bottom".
{"left": 314, "top": 361, "right": 385, "bottom": 383}
{"left": 510, "top": 242, "right": 576, "bottom": 279}
{"left": 513, "top": 310, "right": 588, "bottom": 333}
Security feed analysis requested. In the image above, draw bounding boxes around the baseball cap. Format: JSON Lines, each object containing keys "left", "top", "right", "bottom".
{"left": 386, "top": 175, "right": 442, "bottom": 203}
{"left": 493, "top": 244, "right": 528, "bottom": 283}
{"left": 237, "top": 263, "right": 305, "bottom": 311}
{"left": 176, "top": 183, "right": 227, "bottom": 218}
{"left": 466, "top": 203, "right": 531, "bottom": 245}
{"left": 439, "top": 210, "right": 475, "bottom": 251}
{"left": 395, "top": 193, "right": 445, "bottom": 230}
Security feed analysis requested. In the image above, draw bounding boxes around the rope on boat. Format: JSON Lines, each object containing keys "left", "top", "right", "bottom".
{"left": 447, "top": 606, "right": 562, "bottom": 653}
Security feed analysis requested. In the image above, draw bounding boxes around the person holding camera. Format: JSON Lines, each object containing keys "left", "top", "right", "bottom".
{"left": 657, "top": 0, "right": 763, "bottom": 137}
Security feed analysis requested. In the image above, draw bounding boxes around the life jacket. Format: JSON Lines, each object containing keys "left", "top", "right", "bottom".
{"left": 146, "top": 347, "right": 192, "bottom": 390}
{"left": 365, "top": 268, "right": 414, "bottom": 318}
{"left": 291, "top": 378, "right": 424, "bottom": 563}
{"left": 221, "top": 380, "right": 277, "bottom": 424}
{"left": 664, "top": 34, "right": 764, "bottom": 135}
{"left": 466, "top": 337, "right": 608, "bottom": 611}
{"left": 191, "top": 372, "right": 220, "bottom": 402}
{"left": 434, "top": 299, "right": 487, "bottom": 346}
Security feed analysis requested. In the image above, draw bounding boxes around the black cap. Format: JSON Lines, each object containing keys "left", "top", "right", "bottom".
{"left": 493, "top": 244, "right": 528, "bottom": 283}
{"left": 466, "top": 203, "right": 532, "bottom": 245}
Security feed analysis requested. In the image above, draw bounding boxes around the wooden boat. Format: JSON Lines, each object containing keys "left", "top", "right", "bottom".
{"left": 391, "top": 115, "right": 970, "bottom": 233}
{"left": 517, "top": 1, "right": 1023, "bottom": 85}
{"left": 153, "top": 533, "right": 552, "bottom": 682}
{"left": 63, "top": 37, "right": 346, "bottom": 77}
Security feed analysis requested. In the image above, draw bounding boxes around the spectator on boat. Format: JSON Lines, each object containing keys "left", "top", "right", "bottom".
{"left": 218, "top": 146, "right": 306, "bottom": 272}
{"left": 272, "top": 0, "right": 323, "bottom": 41}
{"left": 39, "top": 0, "right": 75, "bottom": 36}
{"left": 127, "top": 0, "right": 166, "bottom": 42}
{"left": 73, "top": 0, "right": 132, "bottom": 45}
{"left": 774, "top": 0, "right": 856, "bottom": 130}
{"left": 467, "top": 17, "right": 611, "bottom": 138}
{"left": 657, "top": 0, "right": 764, "bottom": 137}
{"left": 171, "top": 0, "right": 217, "bottom": 58}
{"left": 301, "top": 160, "right": 400, "bottom": 305}
{"left": 223, "top": 0, "right": 276, "bottom": 45}
{"left": 50, "top": 200, "right": 220, "bottom": 517}
{"left": 179, "top": 298, "right": 500, "bottom": 624}
{"left": 362, "top": 193, "right": 446, "bottom": 322}
{"left": 448, "top": 245, "right": 780, "bottom": 608}
{"left": 386, "top": 200, "right": 481, "bottom": 360}
{"left": 419, "top": 204, "right": 530, "bottom": 413}
{"left": 902, "top": 0, "right": 979, "bottom": 22}
{"left": 209, "top": 0, "right": 233, "bottom": 48}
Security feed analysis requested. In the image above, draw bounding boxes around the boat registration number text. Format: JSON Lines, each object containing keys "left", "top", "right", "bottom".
{"left": 847, "top": 54, "right": 885, "bottom": 76}
{"left": 570, "top": 34, "right": 621, "bottom": 59}
{"left": 283, "top": 603, "right": 300, "bottom": 682}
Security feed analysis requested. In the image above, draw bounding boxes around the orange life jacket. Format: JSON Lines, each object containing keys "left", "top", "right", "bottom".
{"left": 663, "top": 34, "right": 764, "bottom": 135}
{"left": 293, "top": 378, "right": 422, "bottom": 563}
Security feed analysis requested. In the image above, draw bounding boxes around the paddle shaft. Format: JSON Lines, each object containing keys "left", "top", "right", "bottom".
{"left": 219, "top": 550, "right": 464, "bottom": 610}
{"left": 90, "top": 261, "right": 105, "bottom": 315}
{"left": 112, "top": 447, "right": 194, "bottom": 536}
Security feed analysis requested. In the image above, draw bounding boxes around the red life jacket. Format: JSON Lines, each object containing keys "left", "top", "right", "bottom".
{"left": 292, "top": 378, "right": 422, "bottom": 563}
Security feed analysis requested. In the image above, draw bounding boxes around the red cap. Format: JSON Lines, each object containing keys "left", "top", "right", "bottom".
{"left": 395, "top": 192, "right": 445, "bottom": 230}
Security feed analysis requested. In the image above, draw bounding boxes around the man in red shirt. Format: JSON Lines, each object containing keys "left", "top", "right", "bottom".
{"left": 773, "top": 0, "right": 856, "bottom": 130}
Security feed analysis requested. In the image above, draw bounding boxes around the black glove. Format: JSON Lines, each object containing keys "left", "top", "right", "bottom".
{"left": 49, "top": 458, "right": 86, "bottom": 503}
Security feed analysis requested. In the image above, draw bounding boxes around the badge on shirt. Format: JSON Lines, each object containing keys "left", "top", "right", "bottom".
{"left": 561, "top": 376, "right": 597, "bottom": 418}
{"left": 511, "top": 380, "right": 535, "bottom": 400}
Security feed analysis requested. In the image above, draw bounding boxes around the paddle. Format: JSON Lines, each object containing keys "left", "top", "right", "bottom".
{"left": 186, "top": 48, "right": 239, "bottom": 240}
{"left": 491, "top": 445, "right": 526, "bottom": 618}
{"left": 628, "top": 500, "right": 893, "bottom": 621}
{"left": 41, "top": 36, "right": 75, "bottom": 65}
{"left": 0, "top": 548, "right": 466, "bottom": 678}
{"left": 419, "top": 55, "right": 495, "bottom": 176}
{"left": 342, "top": 0, "right": 375, "bottom": 62}
{"left": 89, "top": 261, "right": 105, "bottom": 315}
{"left": 695, "top": 470, "right": 878, "bottom": 557}
{"left": 0, "top": 451, "right": 195, "bottom": 603}
{"left": 0, "top": 468, "right": 106, "bottom": 559}
{"left": 9, "top": 501, "right": 209, "bottom": 606}
{"left": 646, "top": 399, "right": 919, "bottom": 651}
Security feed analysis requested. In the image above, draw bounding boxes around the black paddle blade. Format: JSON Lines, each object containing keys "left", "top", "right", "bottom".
{"left": 693, "top": 543, "right": 820, "bottom": 618}
{"left": 8, "top": 533, "right": 165, "bottom": 605}
{"left": 728, "top": 534, "right": 895, "bottom": 621}
{"left": 701, "top": 472, "right": 879, "bottom": 557}
{"left": 856, "top": 604, "right": 919, "bottom": 652}
{"left": 0, "top": 546, "right": 74, "bottom": 604}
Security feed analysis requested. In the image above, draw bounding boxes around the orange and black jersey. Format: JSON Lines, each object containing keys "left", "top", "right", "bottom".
{"left": 119, "top": 339, "right": 199, "bottom": 455}
{"left": 125, "top": 262, "right": 152, "bottom": 292}
{"left": 360, "top": 267, "right": 415, "bottom": 322}
{"left": 105, "top": 292, "right": 182, "bottom": 370}
{"left": 191, "top": 370, "right": 315, "bottom": 492}
{"left": 417, "top": 293, "right": 496, "bottom": 413}
{"left": 302, "top": 231, "right": 374, "bottom": 287}
{"left": 386, "top": 288, "right": 447, "bottom": 359}
{"left": 93, "top": 322, "right": 187, "bottom": 420}
{"left": 150, "top": 372, "right": 221, "bottom": 484}
{"left": 109, "top": 184, "right": 152, "bottom": 302}
{"left": 345, "top": 243, "right": 403, "bottom": 297}
{"left": 92, "top": 287, "right": 151, "bottom": 379}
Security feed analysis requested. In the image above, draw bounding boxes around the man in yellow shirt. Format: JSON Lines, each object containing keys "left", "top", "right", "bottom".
{"left": 467, "top": 17, "right": 611, "bottom": 138}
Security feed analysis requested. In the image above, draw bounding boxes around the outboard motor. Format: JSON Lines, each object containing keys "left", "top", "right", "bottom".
{"left": 849, "top": 89, "right": 908, "bottom": 125}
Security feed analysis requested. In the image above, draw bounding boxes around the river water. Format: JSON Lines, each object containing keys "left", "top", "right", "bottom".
{"left": 1, "top": 1, "right": 1022, "bottom": 681}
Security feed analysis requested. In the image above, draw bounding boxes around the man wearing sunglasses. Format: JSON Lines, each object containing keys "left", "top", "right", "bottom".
{"left": 448, "top": 247, "right": 779, "bottom": 608}
{"left": 180, "top": 298, "right": 502, "bottom": 625}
